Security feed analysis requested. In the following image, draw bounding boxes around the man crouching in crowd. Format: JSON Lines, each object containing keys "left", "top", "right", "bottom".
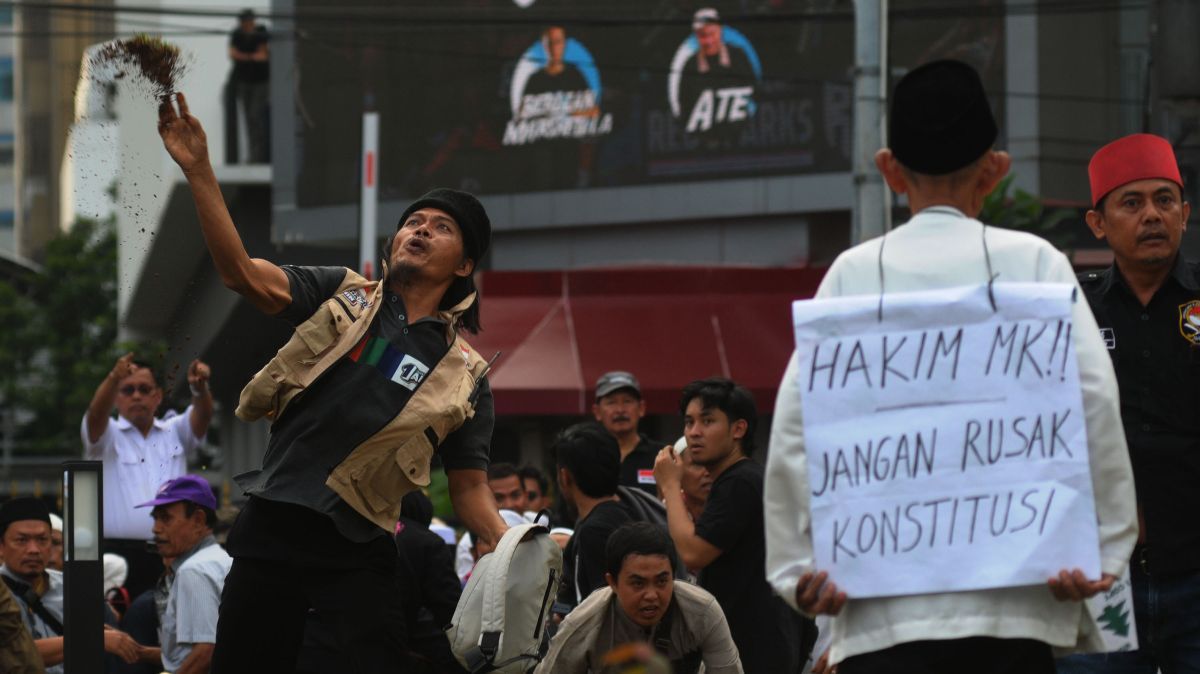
{"left": 537, "top": 521, "right": 741, "bottom": 673}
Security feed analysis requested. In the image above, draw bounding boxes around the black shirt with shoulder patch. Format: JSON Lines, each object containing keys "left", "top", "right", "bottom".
{"left": 226, "top": 266, "right": 493, "bottom": 568}
{"left": 694, "top": 458, "right": 806, "bottom": 673}
{"left": 618, "top": 433, "right": 667, "bottom": 496}
{"left": 1079, "top": 255, "right": 1200, "bottom": 575}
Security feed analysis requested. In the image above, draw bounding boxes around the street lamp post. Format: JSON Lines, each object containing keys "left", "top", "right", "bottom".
{"left": 62, "top": 460, "right": 103, "bottom": 674}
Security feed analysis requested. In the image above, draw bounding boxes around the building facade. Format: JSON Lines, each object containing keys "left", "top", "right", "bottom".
{"left": 81, "top": 0, "right": 1197, "bottom": 494}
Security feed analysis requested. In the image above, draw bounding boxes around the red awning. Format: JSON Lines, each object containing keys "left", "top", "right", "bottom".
{"left": 470, "top": 266, "right": 827, "bottom": 415}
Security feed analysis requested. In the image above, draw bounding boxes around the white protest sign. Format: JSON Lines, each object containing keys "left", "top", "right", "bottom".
{"left": 792, "top": 283, "right": 1100, "bottom": 598}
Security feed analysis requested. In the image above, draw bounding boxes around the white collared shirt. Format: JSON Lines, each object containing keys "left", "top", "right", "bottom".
{"left": 81, "top": 408, "right": 204, "bottom": 540}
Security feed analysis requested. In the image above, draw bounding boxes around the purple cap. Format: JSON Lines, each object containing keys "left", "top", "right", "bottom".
{"left": 135, "top": 475, "right": 217, "bottom": 511}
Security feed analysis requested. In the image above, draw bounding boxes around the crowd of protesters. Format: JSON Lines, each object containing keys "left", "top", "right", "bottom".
{"left": 0, "top": 53, "right": 1196, "bottom": 674}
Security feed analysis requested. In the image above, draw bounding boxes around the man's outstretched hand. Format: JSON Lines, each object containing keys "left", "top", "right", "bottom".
{"left": 158, "top": 93, "right": 209, "bottom": 174}
{"left": 1047, "top": 569, "right": 1114, "bottom": 601}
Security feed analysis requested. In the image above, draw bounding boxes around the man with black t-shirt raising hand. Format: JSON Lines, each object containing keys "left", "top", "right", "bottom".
{"left": 654, "top": 378, "right": 812, "bottom": 673}
{"left": 158, "top": 93, "right": 508, "bottom": 673}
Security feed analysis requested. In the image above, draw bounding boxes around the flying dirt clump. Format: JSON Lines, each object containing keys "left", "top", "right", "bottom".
{"left": 93, "top": 34, "right": 188, "bottom": 101}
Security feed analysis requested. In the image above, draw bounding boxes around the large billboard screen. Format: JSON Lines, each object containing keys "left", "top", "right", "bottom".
{"left": 285, "top": 1, "right": 1005, "bottom": 213}
{"left": 290, "top": 1, "right": 857, "bottom": 207}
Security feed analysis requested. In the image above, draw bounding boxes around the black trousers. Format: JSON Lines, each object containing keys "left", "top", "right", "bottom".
{"left": 211, "top": 556, "right": 409, "bottom": 674}
{"left": 838, "top": 637, "right": 1055, "bottom": 674}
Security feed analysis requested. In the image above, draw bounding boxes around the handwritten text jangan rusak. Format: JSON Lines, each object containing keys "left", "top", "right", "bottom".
{"left": 792, "top": 284, "right": 1101, "bottom": 598}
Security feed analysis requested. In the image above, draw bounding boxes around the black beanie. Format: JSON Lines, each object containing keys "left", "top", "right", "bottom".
{"left": 0, "top": 497, "right": 51, "bottom": 538}
{"left": 889, "top": 60, "right": 998, "bottom": 176}
{"left": 399, "top": 188, "right": 492, "bottom": 264}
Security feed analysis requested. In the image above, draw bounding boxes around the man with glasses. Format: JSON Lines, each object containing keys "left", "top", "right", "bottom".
{"left": 82, "top": 353, "right": 213, "bottom": 599}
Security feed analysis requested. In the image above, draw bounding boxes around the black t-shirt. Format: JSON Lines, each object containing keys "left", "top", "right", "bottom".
{"left": 694, "top": 459, "right": 804, "bottom": 674}
{"left": 230, "top": 26, "right": 269, "bottom": 82}
{"left": 618, "top": 434, "right": 666, "bottom": 496}
{"left": 226, "top": 266, "right": 494, "bottom": 568}
{"left": 523, "top": 64, "right": 589, "bottom": 102}
{"left": 1079, "top": 256, "right": 1200, "bottom": 574}
{"left": 519, "top": 65, "right": 590, "bottom": 190}
{"left": 558, "top": 500, "right": 632, "bottom": 609}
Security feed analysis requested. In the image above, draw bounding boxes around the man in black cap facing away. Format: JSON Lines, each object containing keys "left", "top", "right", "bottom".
{"left": 157, "top": 94, "right": 509, "bottom": 672}
{"left": 764, "top": 60, "right": 1137, "bottom": 673}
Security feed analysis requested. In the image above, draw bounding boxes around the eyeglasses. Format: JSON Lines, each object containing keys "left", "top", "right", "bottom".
{"left": 119, "top": 384, "right": 156, "bottom": 396}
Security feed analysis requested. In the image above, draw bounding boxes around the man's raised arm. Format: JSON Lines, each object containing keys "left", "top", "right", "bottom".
{"left": 158, "top": 93, "right": 290, "bottom": 315}
{"left": 84, "top": 352, "right": 134, "bottom": 447}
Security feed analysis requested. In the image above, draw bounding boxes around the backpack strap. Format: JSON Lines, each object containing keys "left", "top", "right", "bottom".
{"left": 465, "top": 521, "right": 548, "bottom": 670}
{"left": 2, "top": 574, "right": 64, "bottom": 635}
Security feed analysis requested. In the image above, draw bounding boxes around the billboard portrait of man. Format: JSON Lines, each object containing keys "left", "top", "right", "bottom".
{"left": 670, "top": 8, "right": 761, "bottom": 141}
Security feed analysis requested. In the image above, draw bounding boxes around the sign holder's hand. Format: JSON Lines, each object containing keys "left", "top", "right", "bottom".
{"left": 795, "top": 570, "right": 848, "bottom": 616}
{"left": 1047, "top": 569, "right": 1114, "bottom": 601}
{"left": 812, "top": 647, "right": 836, "bottom": 674}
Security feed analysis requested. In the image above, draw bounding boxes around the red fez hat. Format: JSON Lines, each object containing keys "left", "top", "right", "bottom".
{"left": 1088, "top": 133, "right": 1182, "bottom": 207}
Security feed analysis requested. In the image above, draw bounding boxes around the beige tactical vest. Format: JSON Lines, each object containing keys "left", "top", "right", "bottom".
{"left": 236, "top": 269, "right": 489, "bottom": 531}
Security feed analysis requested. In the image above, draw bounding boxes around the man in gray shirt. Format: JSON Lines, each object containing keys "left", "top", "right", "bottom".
{"left": 538, "top": 522, "right": 742, "bottom": 674}
{"left": 136, "top": 476, "right": 231, "bottom": 674}
{"left": 0, "top": 497, "right": 143, "bottom": 671}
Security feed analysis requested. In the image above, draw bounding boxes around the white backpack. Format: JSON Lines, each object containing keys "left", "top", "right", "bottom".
{"left": 447, "top": 521, "right": 563, "bottom": 673}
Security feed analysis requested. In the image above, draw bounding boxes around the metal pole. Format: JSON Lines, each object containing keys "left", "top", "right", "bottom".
{"left": 359, "top": 110, "right": 380, "bottom": 280}
{"left": 852, "top": 0, "right": 888, "bottom": 243}
{"left": 62, "top": 460, "right": 104, "bottom": 674}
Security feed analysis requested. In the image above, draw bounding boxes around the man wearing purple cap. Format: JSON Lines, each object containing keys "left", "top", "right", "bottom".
{"left": 135, "top": 475, "right": 230, "bottom": 674}
{"left": 1057, "top": 134, "right": 1200, "bottom": 673}
{"left": 158, "top": 94, "right": 509, "bottom": 672}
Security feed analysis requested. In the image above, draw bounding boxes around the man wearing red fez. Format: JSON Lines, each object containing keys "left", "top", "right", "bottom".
{"left": 1058, "top": 134, "right": 1200, "bottom": 674}
{"left": 765, "top": 60, "right": 1137, "bottom": 673}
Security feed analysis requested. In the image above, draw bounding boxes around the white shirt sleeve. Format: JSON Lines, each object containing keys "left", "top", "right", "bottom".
{"left": 167, "top": 405, "right": 205, "bottom": 461}
{"left": 764, "top": 263, "right": 845, "bottom": 613}
{"left": 81, "top": 413, "right": 112, "bottom": 460}
{"left": 1043, "top": 252, "right": 1138, "bottom": 576}
{"left": 764, "top": 353, "right": 816, "bottom": 614}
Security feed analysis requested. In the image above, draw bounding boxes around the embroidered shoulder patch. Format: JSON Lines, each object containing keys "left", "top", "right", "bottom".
{"left": 341, "top": 288, "right": 371, "bottom": 309}
{"left": 1180, "top": 300, "right": 1200, "bottom": 345}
